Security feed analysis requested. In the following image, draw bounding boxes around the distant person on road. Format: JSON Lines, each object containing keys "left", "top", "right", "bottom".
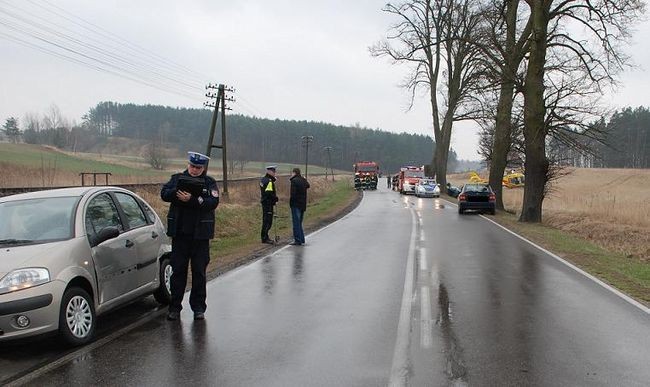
{"left": 387, "top": 174, "right": 391, "bottom": 188}
{"left": 161, "top": 151, "right": 219, "bottom": 321}
{"left": 289, "top": 168, "right": 310, "bottom": 246}
{"left": 260, "top": 165, "right": 278, "bottom": 244}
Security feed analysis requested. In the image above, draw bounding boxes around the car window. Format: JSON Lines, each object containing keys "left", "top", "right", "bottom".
{"left": 0, "top": 197, "right": 78, "bottom": 243}
{"left": 464, "top": 184, "right": 489, "bottom": 193}
{"left": 138, "top": 199, "right": 157, "bottom": 224}
{"left": 114, "top": 192, "right": 148, "bottom": 229}
{"left": 85, "top": 193, "right": 123, "bottom": 240}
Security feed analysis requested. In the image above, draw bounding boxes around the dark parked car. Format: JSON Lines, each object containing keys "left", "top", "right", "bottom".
{"left": 446, "top": 183, "right": 461, "bottom": 198}
{"left": 458, "top": 183, "right": 496, "bottom": 215}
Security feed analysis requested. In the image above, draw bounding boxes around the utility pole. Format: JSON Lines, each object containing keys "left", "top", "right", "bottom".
{"left": 205, "top": 83, "right": 235, "bottom": 196}
{"left": 301, "top": 135, "right": 314, "bottom": 177}
{"left": 323, "top": 146, "right": 334, "bottom": 181}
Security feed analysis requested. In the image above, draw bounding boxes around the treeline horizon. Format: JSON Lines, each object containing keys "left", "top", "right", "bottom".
{"left": 11, "top": 101, "right": 456, "bottom": 173}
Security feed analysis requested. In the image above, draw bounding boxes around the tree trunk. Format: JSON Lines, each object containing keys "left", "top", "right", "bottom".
{"left": 520, "top": 0, "right": 550, "bottom": 223}
{"left": 434, "top": 114, "right": 454, "bottom": 188}
{"left": 488, "top": 0, "right": 520, "bottom": 211}
{"left": 489, "top": 83, "right": 515, "bottom": 210}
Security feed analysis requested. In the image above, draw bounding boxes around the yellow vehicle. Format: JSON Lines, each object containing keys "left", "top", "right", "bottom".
{"left": 468, "top": 171, "right": 488, "bottom": 184}
{"left": 502, "top": 171, "right": 525, "bottom": 188}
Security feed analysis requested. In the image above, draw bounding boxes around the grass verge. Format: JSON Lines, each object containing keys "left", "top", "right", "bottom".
{"left": 491, "top": 211, "right": 650, "bottom": 307}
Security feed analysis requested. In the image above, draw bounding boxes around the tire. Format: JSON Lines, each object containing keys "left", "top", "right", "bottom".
{"left": 154, "top": 256, "right": 172, "bottom": 305}
{"left": 59, "top": 287, "right": 95, "bottom": 346}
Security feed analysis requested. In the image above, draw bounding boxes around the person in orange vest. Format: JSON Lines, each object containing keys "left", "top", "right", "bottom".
{"left": 260, "top": 165, "right": 278, "bottom": 244}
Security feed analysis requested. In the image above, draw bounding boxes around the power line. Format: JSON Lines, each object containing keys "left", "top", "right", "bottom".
{"left": 32, "top": 0, "right": 211, "bottom": 83}
{"left": 0, "top": 6, "right": 203, "bottom": 93}
{"left": 0, "top": 26, "right": 202, "bottom": 102}
{"left": 0, "top": 0, "right": 214, "bottom": 102}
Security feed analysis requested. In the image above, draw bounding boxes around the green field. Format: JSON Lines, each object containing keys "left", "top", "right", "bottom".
{"left": 0, "top": 143, "right": 346, "bottom": 178}
{"left": 0, "top": 143, "right": 164, "bottom": 177}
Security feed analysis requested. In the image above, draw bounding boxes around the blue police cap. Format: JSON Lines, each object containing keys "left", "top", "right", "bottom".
{"left": 188, "top": 151, "right": 210, "bottom": 166}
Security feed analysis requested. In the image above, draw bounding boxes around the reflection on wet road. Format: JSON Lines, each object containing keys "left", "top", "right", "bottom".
{"left": 13, "top": 187, "right": 650, "bottom": 386}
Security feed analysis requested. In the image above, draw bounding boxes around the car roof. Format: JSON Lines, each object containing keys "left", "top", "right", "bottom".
{"left": 0, "top": 186, "right": 128, "bottom": 202}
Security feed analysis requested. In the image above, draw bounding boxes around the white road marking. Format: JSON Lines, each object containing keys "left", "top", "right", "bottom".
{"left": 419, "top": 248, "right": 428, "bottom": 272}
{"left": 481, "top": 215, "right": 650, "bottom": 315}
{"left": 389, "top": 207, "right": 417, "bottom": 387}
{"left": 420, "top": 286, "right": 433, "bottom": 349}
{"left": 440, "top": 197, "right": 650, "bottom": 315}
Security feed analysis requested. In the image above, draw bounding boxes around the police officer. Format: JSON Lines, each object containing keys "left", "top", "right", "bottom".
{"left": 260, "top": 165, "right": 278, "bottom": 244}
{"left": 161, "top": 151, "right": 219, "bottom": 321}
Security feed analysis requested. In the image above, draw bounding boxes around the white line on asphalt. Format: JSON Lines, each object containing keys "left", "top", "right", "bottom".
{"left": 420, "top": 286, "right": 433, "bottom": 349}
{"left": 440, "top": 198, "right": 650, "bottom": 315}
{"left": 481, "top": 215, "right": 650, "bottom": 315}
{"left": 419, "top": 248, "right": 428, "bottom": 272}
{"left": 388, "top": 207, "right": 417, "bottom": 387}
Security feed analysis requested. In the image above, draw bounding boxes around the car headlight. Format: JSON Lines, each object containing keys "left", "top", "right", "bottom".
{"left": 0, "top": 268, "right": 51, "bottom": 295}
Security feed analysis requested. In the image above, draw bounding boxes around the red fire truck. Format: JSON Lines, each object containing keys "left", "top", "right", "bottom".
{"left": 398, "top": 165, "right": 425, "bottom": 194}
{"left": 353, "top": 161, "right": 379, "bottom": 190}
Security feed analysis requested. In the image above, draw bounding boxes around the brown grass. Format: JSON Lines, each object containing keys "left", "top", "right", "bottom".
{"left": 0, "top": 161, "right": 165, "bottom": 187}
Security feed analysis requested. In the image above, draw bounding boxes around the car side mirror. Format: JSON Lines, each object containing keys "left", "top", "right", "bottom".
{"left": 92, "top": 226, "right": 120, "bottom": 247}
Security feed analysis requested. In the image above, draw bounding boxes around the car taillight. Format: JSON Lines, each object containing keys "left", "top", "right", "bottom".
{"left": 458, "top": 194, "right": 466, "bottom": 201}
{"left": 489, "top": 193, "right": 496, "bottom": 201}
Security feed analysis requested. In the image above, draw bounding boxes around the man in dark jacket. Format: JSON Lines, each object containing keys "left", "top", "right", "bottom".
{"left": 260, "top": 165, "right": 278, "bottom": 244}
{"left": 161, "top": 151, "right": 219, "bottom": 321}
{"left": 289, "top": 167, "right": 310, "bottom": 246}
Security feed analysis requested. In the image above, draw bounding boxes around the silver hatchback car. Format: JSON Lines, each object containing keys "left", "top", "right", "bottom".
{"left": 0, "top": 186, "right": 172, "bottom": 345}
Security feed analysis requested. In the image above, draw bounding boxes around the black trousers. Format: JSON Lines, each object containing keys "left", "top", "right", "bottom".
{"left": 169, "top": 236, "right": 210, "bottom": 313}
{"left": 261, "top": 204, "right": 274, "bottom": 241}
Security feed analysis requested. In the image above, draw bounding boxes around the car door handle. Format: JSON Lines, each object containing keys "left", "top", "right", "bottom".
{"left": 151, "top": 231, "right": 158, "bottom": 239}
{"left": 125, "top": 240, "right": 134, "bottom": 248}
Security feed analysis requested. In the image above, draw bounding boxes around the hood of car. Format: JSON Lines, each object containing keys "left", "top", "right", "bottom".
{"left": 0, "top": 240, "right": 73, "bottom": 277}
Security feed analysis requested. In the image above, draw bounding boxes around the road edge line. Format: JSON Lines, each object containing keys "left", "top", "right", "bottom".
{"left": 388, "top": 206, "right": 417, "bottom": 387}
{"left": 440, "top": 197, "right": 650, "bottom": 315}
{"left": 480, "top": 214, "right": 650, "bottom": 314}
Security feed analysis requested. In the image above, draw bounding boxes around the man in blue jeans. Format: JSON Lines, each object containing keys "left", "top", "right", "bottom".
{"left": 289, "top": 168, "right": 310, "bottom": 246}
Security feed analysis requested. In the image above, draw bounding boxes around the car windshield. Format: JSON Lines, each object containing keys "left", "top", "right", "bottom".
{"left": 420, "top": 180, "right": 436, "bottom": 186}
{"left": 0, "top": 196, "right": 79, "bottom": 245}
{"left": 464, "top": 184, "right": 490, "bottom": 193}
{"left": 405, "top": 171, "right": 424, "bottom": 178}
{"left": 357, "top": 165, "right": 377, "bottom": 172}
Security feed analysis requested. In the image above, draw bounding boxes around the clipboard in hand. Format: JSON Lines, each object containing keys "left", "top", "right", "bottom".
{"left": 176, "top": 175, "right": 205, "bottom": 197}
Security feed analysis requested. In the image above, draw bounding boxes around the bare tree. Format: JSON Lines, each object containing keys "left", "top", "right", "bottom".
{"left": 519, "top": 0, "right": 644, "bottom": 222}
{"left": 145, "top": 126, "right": 170, "bottom": 170}
{"left": 471, "top": 0, "right": 532, "bottom": 210}
{"left": 371, "top": 0, "right": 484, "bottom": 187}
{"left": 42, "top": 104, "right": 65, "bottom": 130}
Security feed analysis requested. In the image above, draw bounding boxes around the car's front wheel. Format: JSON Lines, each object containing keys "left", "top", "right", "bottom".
{"left": 154, "top": 256, "right": 172, "bottom": 305}
{"left": 59, "top": 287, "right": 95, "bottom": 346}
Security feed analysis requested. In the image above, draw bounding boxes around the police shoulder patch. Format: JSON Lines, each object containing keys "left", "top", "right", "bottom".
{"left": 211, "top": 189, "right": 219, "bottom": 197}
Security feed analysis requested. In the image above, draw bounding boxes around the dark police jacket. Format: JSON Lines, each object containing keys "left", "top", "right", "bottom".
{"left": 260, "top": 173, "right": 278, "bottom": 207}
{"left": 161, "top": 171, "right": 219, "bottom": 239}
{"left": 289, "top": 175, "right": 310, "bottom": 212}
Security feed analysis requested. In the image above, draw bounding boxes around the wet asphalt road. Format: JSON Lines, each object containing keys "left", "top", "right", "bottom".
{"left": 10, "top": 187, "right": 650, "bottom": 386}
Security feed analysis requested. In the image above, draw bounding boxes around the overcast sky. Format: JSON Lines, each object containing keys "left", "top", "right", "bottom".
{"left": 1, "top": 0, "right": 649, "bottom": 161}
